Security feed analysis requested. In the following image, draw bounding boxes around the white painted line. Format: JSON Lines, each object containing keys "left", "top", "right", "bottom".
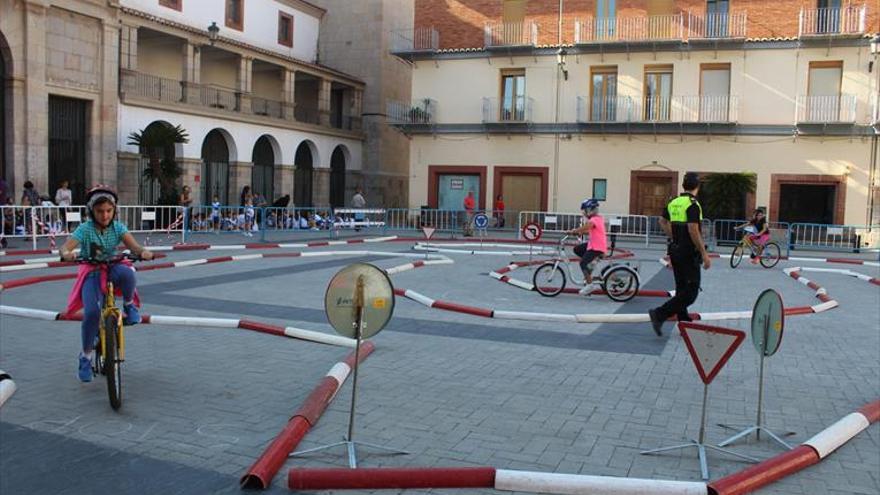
{"left": 148, "top": 315, "right": 240, "bottom": 328}
{"left": 865, "top": 261, "right": 880, "bottom": 267}
{"left": 403, "top": 289, "right": 435, "bottom": 307}
{"left": 0, "top": 305, "right": 59, "bottom": 321}
{"left": 804, "top": 412, "right": 871, "bottom": 459}
{"left": 488, "top": 272, "right": 505, "bottom": 280}
{"left": 363, "top": 236, "right": 398, "bottom": 243}
{"left": 283, "top": 327, "right": 357, "bottom": 348}
{"left": 325, "top": 362, "right": 352, "bottom": 384}
{"left": 575, "top": 313, "right": 649, "bottom": 323}
{"left": 494, "top": 469, "right": 707, "bottom": 495}
{"left": 493, "top": 310, "right": 578, "bottom": 323}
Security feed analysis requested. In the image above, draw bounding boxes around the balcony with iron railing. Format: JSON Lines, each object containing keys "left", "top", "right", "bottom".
{"left": 250, "top": 96, "right": 286, "bottom": 119}
{"left": 390, "top": 27, "right": 439, "bottom": 53}
{"left": 798, "top": 5, "right": 866, "bottom": 36}
{"left": 796, "top": 95, "right": 857, "bottom": 123}
{"left": 484, "top": 21, "right": 538, "bottom": 48}
{"left": 574, "top": 15, "right": 684, "bottom": 43}
{"left": 687, "top": 12, "right": 748, "bottom": 39}
{"left": 576, "top": 96, "right": 634, "bottom": 123}
{"left": 482, "top": 96, "right": 533, "bottom": 123}
{"left": 387, "top": 99, "right": 437, "bottom": 125}
{"left": 637, "top": 95, "right": 739, "bottom": 123}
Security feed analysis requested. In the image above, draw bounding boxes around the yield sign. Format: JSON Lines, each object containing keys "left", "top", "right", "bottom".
{"left": 678, "top": 322, "right": 745, "bottom": 385}
{"left": 421, "top": 227, "right": 435, "bottom": 239}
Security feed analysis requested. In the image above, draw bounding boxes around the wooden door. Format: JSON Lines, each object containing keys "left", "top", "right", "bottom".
{"left": 636, "top": 178, "right": 673, "bottom": 216}
{"left": 501, "top": 174, "right": 542, "bottom": 214}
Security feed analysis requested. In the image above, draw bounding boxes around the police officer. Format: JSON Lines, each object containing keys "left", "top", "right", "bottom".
{"left": 649, "top": 172, "right": 711, "bottom": 336}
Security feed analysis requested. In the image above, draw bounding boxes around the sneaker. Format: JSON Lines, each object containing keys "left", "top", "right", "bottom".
{"left": 123, "top": 303, "right": 141, "bottom": 326}
{"left": 648, "top": 308, "right": 664, "bottom": 337}
{"left": 578, "top": 283, "right": 597, "bottom": 297}
{"left": 78, "top": 354, "right": 93, "bottom": 382}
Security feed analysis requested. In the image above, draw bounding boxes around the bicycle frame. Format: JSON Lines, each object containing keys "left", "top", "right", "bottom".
{"left": 547, "top": 235, "right": 612, "bottom": 285}
{"left": 100, "top": 281, "right": 125, "bottom": 362}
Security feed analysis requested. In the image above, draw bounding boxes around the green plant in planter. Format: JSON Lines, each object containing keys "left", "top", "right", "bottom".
{"left": 128, "top": 124, "right": 189, "bottom": 205}
{"left": 699, "top": 172, "right": 756, "bottom": 220}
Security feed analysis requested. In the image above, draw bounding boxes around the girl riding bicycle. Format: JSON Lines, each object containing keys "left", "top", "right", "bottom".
{"left": 736, "top": 209, "right": 769, "bottom": 264}
{"left": 567, "top": 198, "right": 607, "bottom": 296}
{"left": 59, "top": 186, "right": 154, "bottom": 383}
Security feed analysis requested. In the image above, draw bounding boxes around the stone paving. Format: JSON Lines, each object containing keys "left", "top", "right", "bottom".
{"left": 0, "top": 232, "right": 878, "bottom": 494}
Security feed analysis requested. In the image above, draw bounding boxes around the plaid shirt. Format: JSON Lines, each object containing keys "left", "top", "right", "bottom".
{"left": 71, "top": 220, "right": 129, "bottom": 259}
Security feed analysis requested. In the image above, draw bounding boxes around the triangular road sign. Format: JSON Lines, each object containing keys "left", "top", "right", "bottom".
{"left": 679, "top": 322, "right": 745, "bottom": 385}
{"left": 422, "top": 227, "right": 435, "bottom": 239}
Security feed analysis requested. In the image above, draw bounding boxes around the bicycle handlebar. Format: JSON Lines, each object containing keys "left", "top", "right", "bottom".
{"left": 69, "top": 252, "right": 144, "bottom": 265}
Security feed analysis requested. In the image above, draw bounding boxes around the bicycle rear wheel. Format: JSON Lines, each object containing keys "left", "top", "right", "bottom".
{"left": 103, "top": 314, "right": 123, "bottom": 411}
{"left": 759, "top": 242, "right": 781, "bottom": 268}
{"left": 533, "top": 263, "right": 566, "bottom": 297}
{"left": 730, "top": 245, "right": 744, "bottom": 269}
{"left": 603, "top": 266, "right": 639, "bottom": 302}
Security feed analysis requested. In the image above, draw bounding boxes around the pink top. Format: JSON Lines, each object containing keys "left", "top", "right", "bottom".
{"left": 586, "top": 215, "right": 607, "bottom": 253}
{"left": 65, "top": 262, "right": 140, "bottom": 316}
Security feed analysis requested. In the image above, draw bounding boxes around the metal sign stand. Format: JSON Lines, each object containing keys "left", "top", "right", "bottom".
{"left": 290, "top": 275, "right": 407, "bottom": 468}
{"left": 718, "top": 289, "right": 793, "bottom": 450}
{"left": 641, "top": 383, "right": 759, "bottom": 480}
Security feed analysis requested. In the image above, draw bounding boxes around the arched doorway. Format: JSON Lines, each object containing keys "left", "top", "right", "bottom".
{"left": 201, "top": 130, "right": 230, "bottom": 205}
{"left": 294, "top": 142, "right": 313, "bottom": 207}
{"left": 137, "top": 121, "right": 179, "bottom": 205}
{"left": 252, "top": 136, "right": 275, "bottom": 203}
{"left": 329, "top": 145, "right": 347, "bottom": 208}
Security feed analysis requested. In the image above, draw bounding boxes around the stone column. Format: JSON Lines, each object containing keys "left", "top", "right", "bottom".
{"left": 182, "top": 42, "right": 201, "bottom": 105}
{"left": 275, "top": 164, "right": 295, "bottom": 199}
{"left": 228, "top": 161, "right": 253, "bottom": 204}
{"left": 345, "top": 170, "right": 365, "bottom": 205}
{"left": 313, "top": 168, "right": 331, "bottom": 206}
{"left": 236, "top": 56, "right": 253, "bottom": 113}
{"left": 119, "top": 24, "right": 138, "bottom": 71}
{"left": 21, "top": 2, "right": 49, "bottom": 198}
{"left": 97, "top": 21, "right": 120, "bottom": 186}
{"left": 178, "top": 157, "right": 203, "bottom": 206}
{"left": 282, "top": 69, "right": 296, "bottom": 121}
{"left": 317, "top": 78, "right": 332, "bottom": 127}
{"left": 116, "top": 152, "right": 141, "bottom": 205}
{"left": 350, "top": 89, "right": 363, "bottom": 131}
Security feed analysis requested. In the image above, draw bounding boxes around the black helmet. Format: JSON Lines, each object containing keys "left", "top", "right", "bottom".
{"left": 85, "top": 185, "right": 118, "bottom": 220}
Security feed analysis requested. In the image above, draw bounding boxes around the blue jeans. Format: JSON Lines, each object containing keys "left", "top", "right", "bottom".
{"left": 81, "top": 264, "right": 136, "bottom": 353}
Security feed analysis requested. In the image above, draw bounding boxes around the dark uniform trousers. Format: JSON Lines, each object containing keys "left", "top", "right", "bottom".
{"left": 656, "top": 248, "right": 701, "bottom": 322}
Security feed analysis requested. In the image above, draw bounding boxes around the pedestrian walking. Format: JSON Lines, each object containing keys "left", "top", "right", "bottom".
{"left": 352, "top": 187, "right": 366, "bottom": 231}
{"left": 649, "top": 172, "right": 711, "bottom": 337}
{"left": 462, "top": 190, "right": 475, "bottom": 237}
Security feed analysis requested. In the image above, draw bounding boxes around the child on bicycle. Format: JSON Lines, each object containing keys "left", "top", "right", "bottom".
{"left": 59, "top": 186, "right": 154, "bottom": 383}
{"left": 567, "top": 198, "right": 607, "bottom": 296}
{"left": 737, "top": 208, "right": 769, "bottom": 264}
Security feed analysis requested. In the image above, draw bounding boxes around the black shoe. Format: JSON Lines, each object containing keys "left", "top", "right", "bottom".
{"left": 648, "top": 308, "right": 664, "bottom": 337}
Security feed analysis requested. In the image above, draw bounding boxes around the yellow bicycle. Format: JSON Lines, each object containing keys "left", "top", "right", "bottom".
{"left": 78, "top": 253, "right": 141, "bottom": 410}
{"left": 730, "top": 228, "right": 781, "bottom": 269}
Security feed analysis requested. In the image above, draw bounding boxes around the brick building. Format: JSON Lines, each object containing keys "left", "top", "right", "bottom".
{"left": 389, "top": 0, "right": 880, "bottom": 229}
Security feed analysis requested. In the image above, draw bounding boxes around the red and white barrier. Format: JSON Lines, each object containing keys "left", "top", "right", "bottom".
{"left": 494, "top": 470, "right": 707, "bottom": 495}
{"left": 783, "top": 266, "right": 880, "bottom": 286}
{"left": 0, "top": 370, "right": 17, "bottom": 409}
{"left": 708, "top": 399, "right": 880, "bottom": 495}
{"left": 241, "top": 342, "right": 374, "bottom": 489}
{"left": 289, "top": 467, "right": 496, "bottom": 491}
{"left": 0, "top": 305, "right": 356, "bottom": 348}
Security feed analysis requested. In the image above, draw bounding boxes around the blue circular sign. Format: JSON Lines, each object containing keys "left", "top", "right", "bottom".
{"left": 474, "top": 213, "right": 489, "bottom": 229}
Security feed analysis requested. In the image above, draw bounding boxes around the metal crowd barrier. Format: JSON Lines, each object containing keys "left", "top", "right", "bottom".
{"left": 1, "top": 205, "right": 89, "bottom": 249}
{"left": 384, "top": 208, "right": 459, "bottom": 234}
{"left": 518, "top": 211, "right": 652, "bottom": 245}
{"left": 332, "top": 208, "right": 386, "bottom": 230}
{"left": 260, "top": 206, "right": 335, "bottom": 241}
{"left": 788, "top": 223, "right": 880, "bottom": 253}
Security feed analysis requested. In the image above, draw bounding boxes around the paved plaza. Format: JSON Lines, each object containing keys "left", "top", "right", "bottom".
{"left": 0, "top": 233, "right": 878, "bottom": 494}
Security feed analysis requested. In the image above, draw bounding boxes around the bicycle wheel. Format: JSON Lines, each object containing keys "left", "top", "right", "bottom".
{"left": 603, "top": 266, "right": 639, "bottom": 302}
{"left": 103, "top": 314, "right": 123, "bottom": 411}
{"left": 533, "top": 263, "right": 566, "bottom": 297}
{"left": 759, "top": 242, "right": 781, "bottom": 269}
{"left": 730, "top": 244, "right": 744, "bottom": 269}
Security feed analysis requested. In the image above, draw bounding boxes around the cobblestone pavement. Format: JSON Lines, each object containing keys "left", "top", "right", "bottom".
{"left": 1, "top": 233, "right": 878, "bottom": 494}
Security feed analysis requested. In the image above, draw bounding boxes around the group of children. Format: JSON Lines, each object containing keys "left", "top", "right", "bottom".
{"left": 186, "top": 195, "right": 339, "bottom": 234}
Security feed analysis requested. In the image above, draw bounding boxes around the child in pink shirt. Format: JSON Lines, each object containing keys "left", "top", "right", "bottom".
{"left": 567, "top": 198, "right": 607, "bottom": 296}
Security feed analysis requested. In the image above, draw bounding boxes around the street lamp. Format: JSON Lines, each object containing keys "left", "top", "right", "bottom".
{"left": 207, "top": 22, "right": 220, "bottom": 45}
{"left": 556, "top": 47, "right": 568, "bottom": 81}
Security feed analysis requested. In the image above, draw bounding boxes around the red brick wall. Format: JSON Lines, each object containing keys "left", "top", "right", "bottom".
{"left": 415, "top": 0, "right": 878, "bottom": 50}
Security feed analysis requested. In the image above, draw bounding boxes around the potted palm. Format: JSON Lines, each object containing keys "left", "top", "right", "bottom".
{"left": 127, "top": 124, "right": 189, "bottom": 206}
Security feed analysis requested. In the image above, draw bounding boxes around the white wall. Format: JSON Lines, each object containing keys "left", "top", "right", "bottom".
{"left": 121, "top": 0, "right": 321, "bottom": 63}
{"left": 118, "top": 104, "right": 362, "bottom": 171}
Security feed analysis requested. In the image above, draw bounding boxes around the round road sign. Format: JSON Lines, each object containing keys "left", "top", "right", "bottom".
{"left": 474, "top": 213, "right": 489, "bottom": 229}
{"left": 751, "top": 288, "right": 784, "bottom": 357}
{"left": 522, "top": 222, "right": 543, "bottom": 242}
{"left": 324, "top": 263, "right": 395, "bottom": 339}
